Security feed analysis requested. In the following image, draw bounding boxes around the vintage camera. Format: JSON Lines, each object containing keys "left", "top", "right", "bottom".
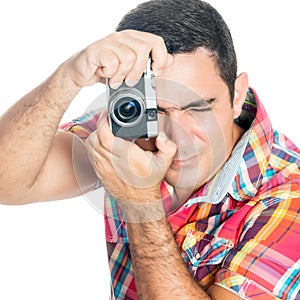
{"left": 107, "top": 59, "right": 158, "bottom": 140}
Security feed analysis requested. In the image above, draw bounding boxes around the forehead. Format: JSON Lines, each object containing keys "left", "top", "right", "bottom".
{"left": 155, "top": 48, "right": 228, "bottom": 107}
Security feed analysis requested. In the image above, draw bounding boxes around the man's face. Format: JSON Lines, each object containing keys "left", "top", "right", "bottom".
{"left": 137, "top": 48, "right": 243, "bottom": 198}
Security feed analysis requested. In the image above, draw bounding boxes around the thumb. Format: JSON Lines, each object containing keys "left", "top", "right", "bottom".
{"left": 155, "top": 133, "right": 177, "bottom": 169}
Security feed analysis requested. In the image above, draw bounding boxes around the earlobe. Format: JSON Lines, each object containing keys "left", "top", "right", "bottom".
{"left": 233, "top": 72, "right": 249, "bottom": 119}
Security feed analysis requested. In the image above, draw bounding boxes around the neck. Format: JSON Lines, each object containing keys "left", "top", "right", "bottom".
{"left": 232, "top": 122, "right": 246, "bottom": 148}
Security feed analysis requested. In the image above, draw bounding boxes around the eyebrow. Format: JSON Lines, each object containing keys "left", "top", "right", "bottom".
{"left": 157, "top": 98, "right": 216, "bottom": 112}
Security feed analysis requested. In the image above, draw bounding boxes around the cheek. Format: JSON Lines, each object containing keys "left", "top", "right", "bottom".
{"left": 210, "top": 108, "right": 235, "bottom": 152}
{"left": 196, "top": 108, "right": 233, "bottom": 138}
{"left": 190, "top": 110, "right": 226, "bottom": 144}
{"left": 189, "top": 110, "right": 232, "bottom": 172}
{"left": 158, "top": 112, "right": 209, "bottom": 153}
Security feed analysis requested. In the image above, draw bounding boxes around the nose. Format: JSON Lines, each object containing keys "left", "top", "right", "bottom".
{"left": 159, "top": 110, "right": 193, "bottom": 149}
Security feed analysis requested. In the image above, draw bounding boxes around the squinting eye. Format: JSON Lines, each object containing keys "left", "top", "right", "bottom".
{"left": 157, "top": 109, "right": 166, "bottom": 115}
{"left": 186, "top": 107, "right": 212, "bottom": 113}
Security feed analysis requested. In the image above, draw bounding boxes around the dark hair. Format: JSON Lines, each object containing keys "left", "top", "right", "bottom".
{"left": 116, "top": 0, "right": 237, "bottom": 104}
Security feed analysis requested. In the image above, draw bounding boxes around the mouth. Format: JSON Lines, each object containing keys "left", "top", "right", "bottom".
{"left": 171, "top": 155, "right": 200, "bottom": 169}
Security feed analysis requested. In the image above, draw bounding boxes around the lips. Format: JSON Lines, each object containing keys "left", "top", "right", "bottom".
{"left": 171, "top": 155, "right": 200, "bottom": 169}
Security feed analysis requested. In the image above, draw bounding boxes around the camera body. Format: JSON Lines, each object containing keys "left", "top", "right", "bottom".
{"left": 107, "top": 59, "right": 158, "bottom": 140}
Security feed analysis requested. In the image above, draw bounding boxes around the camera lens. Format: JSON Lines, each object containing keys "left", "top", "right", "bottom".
{"left": 119, "top": 101, "right": 136, "bottom": 117}
{"left": 114, "top": 98, "right": 142, "bottom": 123}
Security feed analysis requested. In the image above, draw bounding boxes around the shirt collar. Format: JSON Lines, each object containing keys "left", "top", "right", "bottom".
{"left": 228, "top": 88, "right": 274, "bottom": 200}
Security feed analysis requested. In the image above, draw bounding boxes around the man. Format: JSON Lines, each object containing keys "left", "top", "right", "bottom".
{"left": 0, "top": 0, "right": 299, "bottom": 299}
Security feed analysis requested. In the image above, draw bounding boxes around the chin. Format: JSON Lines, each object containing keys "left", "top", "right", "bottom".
{"left": 164, "top": 158, "right": 222, "bottom": 193}
{"left": 164, "top": 168, "right": 206, "bottom": 192}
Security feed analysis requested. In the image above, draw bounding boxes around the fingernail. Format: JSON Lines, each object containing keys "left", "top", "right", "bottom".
{"left": 158, "top": 133, "right": 167, "bottom": 142}
{"left": 153, "top": 69, "right": 162, "bottom": 77}
{"left": 110, "top": 82, "right": 122, "bottom": 89}
{"left": 125, "top": 79, "right": 140, "bottom": 87}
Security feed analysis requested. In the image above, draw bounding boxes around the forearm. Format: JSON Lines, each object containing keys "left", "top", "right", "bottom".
{"left": 127, "top": 217, "right": 212, "bottom": 300}
{"left": 0, "top": 62, "right": 81, "bottom": 201}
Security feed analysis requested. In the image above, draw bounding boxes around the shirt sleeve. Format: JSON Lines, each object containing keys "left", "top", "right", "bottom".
{"left": 60, "top": 110, "right": 101, "bottom": 139}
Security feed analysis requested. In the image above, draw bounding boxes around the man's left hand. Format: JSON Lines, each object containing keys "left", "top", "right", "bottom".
{"left": 85, "top": 111, "right": 177, "bottom": 222}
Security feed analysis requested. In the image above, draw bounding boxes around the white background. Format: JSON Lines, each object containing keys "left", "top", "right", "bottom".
{"left": 0, "top": 1, "right": 299, "bottom": 299}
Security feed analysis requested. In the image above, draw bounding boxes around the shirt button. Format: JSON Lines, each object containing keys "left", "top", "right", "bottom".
{"left": 195, "top": 253, "right": 201, "bottom": 260}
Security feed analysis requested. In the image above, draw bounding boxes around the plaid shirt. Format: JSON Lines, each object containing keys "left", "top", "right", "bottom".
{"left": 61, "top": 89, "right": 300, "bottom": 300}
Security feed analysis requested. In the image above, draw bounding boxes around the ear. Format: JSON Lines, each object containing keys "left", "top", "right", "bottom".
{"left": 232, "top": 72, "right": 249, "bottom": 119}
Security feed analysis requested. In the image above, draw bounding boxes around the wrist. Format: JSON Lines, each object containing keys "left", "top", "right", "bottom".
{"left": 41, "top": 63, "right": 82, "bottom": 112}
{"left": 116, "top": 198, "right": 166, "bottom": 223}
{"left": 55, "top": 61, "right": 83, "bottom": 92}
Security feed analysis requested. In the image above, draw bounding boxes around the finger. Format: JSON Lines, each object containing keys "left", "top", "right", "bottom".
{"left": 125, "top": 30, "right": 171, "bottom": 74}
{"left": 94, "top": 30, "right": 171, "bottom": 86}
{"left": 86, "top": 129, "right": 118, "bottom": 181}
{"left": 117, "top": 32, "right": 153, "bottom": 85}
{"left": 95, "top": 111, "right": 131, "bottom": 159}
{"left": 85, "top": 131, "right": 106, "bottom": 163}
{"left": 104, "top": 34, "right": 151, "bottom": 86}
{"left": 97, "top": 113, "right": 142, "bottom": 163}
{"left": 86, "top": 112, "right": 112, "bottom": 161}
{"left": 94, "top": 31, "right": 150, "bottom": 86}
{"left": 153, "top": 53, "right": 174, "bottom": 76}
{"left": 117, "top": 30, "right": 171, "bottom": 83}
{"left": 125, "top": 54, "right": 149, "bottom": 87}
{"left": 85, "top": 131, "right": 105, "bottom": 174}
{"left": 96, "top": 111, "right": 115, "bottom": 152}
{"left": 90, "top": 47, "right": 119, "bottom": 79}
{"left": 102, "top": 43, "right": 137, "bottom": 88}
{"left": 155, "top": 133, "right": 177, "bottom": 169}
{"left": 89, "top": 38, "right": 136, "bottom": 83}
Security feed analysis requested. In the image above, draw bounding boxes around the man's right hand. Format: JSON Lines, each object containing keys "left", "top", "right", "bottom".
{"left": 0, "top": 30, "right": 172, "bottom": 205}
{"left": 64, "top": 29, "right": 173, "bottom": 89}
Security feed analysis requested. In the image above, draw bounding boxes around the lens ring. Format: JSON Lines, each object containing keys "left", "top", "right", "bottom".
{"left": 109, "top": 88, "right": 145, "bottom": 127}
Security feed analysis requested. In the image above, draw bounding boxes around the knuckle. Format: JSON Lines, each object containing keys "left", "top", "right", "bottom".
{"left": 115, "top": 30, "right": 130, "bottom": 40}
{"left": 105, "top": 139, "right": 114, "bottom": 152}
{"left": 151, "top": 35, "right": 166, "bottom": 49}
{"left": 101, "top": 139, "right": 111, "bottom": 151}
{"left": 139, "top": 42, "right": 152, "bottom": 54}
{"left": 154, "top": 35, "right": 164, "bottom": 45}
{"left": 103, "top": 57, "right": 119, "bottom": 78}
{"left": 122, "top": 29, "right": 135, "bottom": 35}
{"left": 106, "top": 31, "right": 121, "bottom": 40}
{"left": 125, "top": 51, "right": 136, "bottom": 64}
{"left": 107, "top": 55, "right": 119, "bottom": 68}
